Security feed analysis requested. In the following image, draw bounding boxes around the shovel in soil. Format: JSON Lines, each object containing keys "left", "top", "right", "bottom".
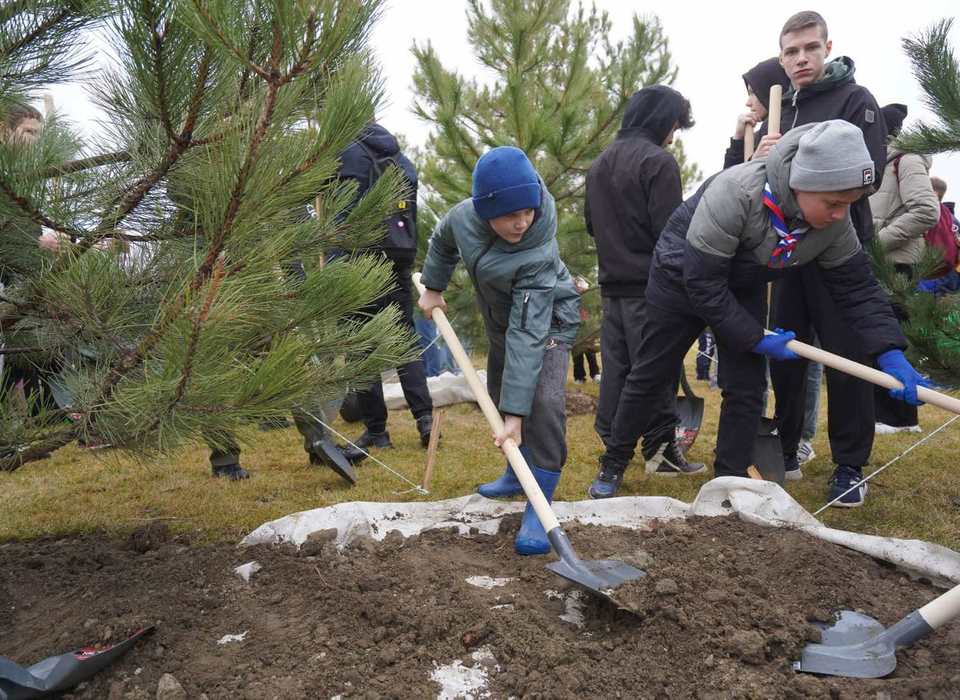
{"left": 675, "top": 368, "right": 704, "bottom": 454}
{"left": 413, "top": 274, "right": 645, "bottom": 607}
{"left": 796, "top": 582, "right": 960, "bottom": 678}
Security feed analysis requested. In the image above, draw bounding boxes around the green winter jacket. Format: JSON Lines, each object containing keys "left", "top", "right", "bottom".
{"left": 420, "top": 187, "right": 580, "bottom": 417}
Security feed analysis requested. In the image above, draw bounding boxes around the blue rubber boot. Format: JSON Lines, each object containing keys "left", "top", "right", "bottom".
{"left": 477, "top": 447, "right": 532, "bottom": 498}
{"left": 515, "top": 465, "right": 561, "bottom": 556}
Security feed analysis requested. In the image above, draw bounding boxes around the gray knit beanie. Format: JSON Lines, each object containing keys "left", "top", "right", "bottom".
{"left": 789, "top": 119, "right": 875, "bottom": 192}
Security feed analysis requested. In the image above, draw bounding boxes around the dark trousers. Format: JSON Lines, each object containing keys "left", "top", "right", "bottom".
{"left": 770, "top": 265, "right": 875, "bottom": 466}
{"left": 875, "top": 264, "right": 918, "bottom": 428}
{"left": 605, "top": 287, "right": 767, "bottom": 477}
{"left": 487, "top": 339, "right": 569, "bottom": 471}
{"left": 696, "top": 330, "right": 716, "bottom": 379}
{"left": 572, "top": 349, "right": 599, "bottom": 381}
{"left": 596, "top": 295, "right": 650, "bottom": 449}
{"left": 206, "top": 405, "right": 333, "bottom": 467}
{"left": 356, "top": 262, "right": 433, "bottom": 433}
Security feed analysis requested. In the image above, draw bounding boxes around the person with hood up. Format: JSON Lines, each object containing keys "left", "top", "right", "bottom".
{"left": 752, "top": 11, "right": 890, "bottom": 505}
{"left": 583, "top": 85, "right": 704, "bottom": 498}
{"left": 418, "top": 147, "right": 581, "bottom": 556}
{"left": 591, "top": 120, "right": 926, "bottom": 500}
{"left": 723, "top": 57, "right": 791, "bottom": 169}
{"left": 870, "top": 103, "right": 940, "bottom": 435}
{"left": 335, "top": 122, "right": 435, "bottom": 464}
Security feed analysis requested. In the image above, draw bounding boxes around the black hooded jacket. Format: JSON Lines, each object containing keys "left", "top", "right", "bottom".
{"left": 585, "top": 85, "right": 686, "bottom": 296}
{"left": 760, "top": 57, "right": 887, "bottom": 242}
{"left": 337, "top": 123, "right": 419, "bottom": 264}
{"left": 723, "top": 58, "right": 790, "bottom": 169}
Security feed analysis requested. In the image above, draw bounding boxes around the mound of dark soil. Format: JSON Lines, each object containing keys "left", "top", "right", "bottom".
{"left": 1, "top": 516, "right": 958, "bottom": 698}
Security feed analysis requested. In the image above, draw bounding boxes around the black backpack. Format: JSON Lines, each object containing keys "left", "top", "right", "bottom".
{"left": 357, "top": 142, "right": 418, "bottom": 263}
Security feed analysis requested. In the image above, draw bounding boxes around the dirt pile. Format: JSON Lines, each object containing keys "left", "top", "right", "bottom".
{"left": 1, "top": 516, "right": 958, "bottom": 698}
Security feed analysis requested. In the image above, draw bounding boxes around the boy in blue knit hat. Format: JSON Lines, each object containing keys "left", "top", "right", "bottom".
{"left": 419, "top": 146, "right": 581, "bottom": 555}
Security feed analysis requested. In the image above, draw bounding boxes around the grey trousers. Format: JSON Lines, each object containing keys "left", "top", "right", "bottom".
{"left": 487, "top": 339, "right": 569, "bottom": 472}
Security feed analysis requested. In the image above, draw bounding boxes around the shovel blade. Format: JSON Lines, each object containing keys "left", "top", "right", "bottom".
{"left": 312, "top": 438, "right": 358, "bottom": 485}
{"left": 752, "top": 417, "right": 785, "bottom": 485}
{"left": 676, "top": 396, "right": 705, "bottom": 454}
{"left": 544, "top": 528, "right": 645, "bottom": 609}
{"left": 795, "top": 610, "right": 896, "bottom": 679}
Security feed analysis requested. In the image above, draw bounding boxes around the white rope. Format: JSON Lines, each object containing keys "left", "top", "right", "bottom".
{"left": 813, "top": 414, "right": 960, "bottom": 515}
{"left": 296, "top": 407, "right": 429, "bottom": 496}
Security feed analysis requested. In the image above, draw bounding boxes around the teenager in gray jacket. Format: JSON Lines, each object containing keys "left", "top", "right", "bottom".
{"left": 591, "top": 121, "right": 927, "bottom": 507}
{"left": 419, "top": 147, "right": 580, "bottom": 555}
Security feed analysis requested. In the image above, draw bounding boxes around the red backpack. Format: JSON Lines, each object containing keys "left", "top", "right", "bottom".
{"left": 924, "top": 203, "right": 959, "bottom": 277}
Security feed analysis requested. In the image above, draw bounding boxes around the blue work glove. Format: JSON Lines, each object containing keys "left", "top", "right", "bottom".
{"left": 877, "top": 349, "right": 930, "bottom": 406}
{"left": 752, "top": 328, "right": 800, "bottom": 361}
{"left": 916, "top": 278, "right": 938, "bottom": 294}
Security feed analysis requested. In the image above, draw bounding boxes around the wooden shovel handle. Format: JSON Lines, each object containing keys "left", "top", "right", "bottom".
{"left": 744, "top": 129, "right": 755, "bottom": 160}
{"left": 767, "top": 85, "right": 783, "bottom": 137}
{"left": 774, "top": 332, "right": 960, "bottom": 415}
{"left": 412, "top": 273, "right": 561, "bottom": 532}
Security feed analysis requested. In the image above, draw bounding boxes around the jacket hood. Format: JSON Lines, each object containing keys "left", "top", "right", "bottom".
{"left": 765, "top": 123, "right": 819, "bottom": 221}
{"left": 785, "top": 56, "right": 856, "bottom": 101}
{"left": 742, "top": 58, "right": 790, "bottom": 110}
{"left": 618, "top": 85, "right": 685, "bottom": 145}
{"left": 357, "top": 122, "right": 400, "bottom": 157}
{"left": 886, "top": 144, "right": 932, "bottom": 168}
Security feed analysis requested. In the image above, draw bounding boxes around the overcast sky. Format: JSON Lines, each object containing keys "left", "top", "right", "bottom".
{"left": 369, "top": 0, "right": 960, "bottom": 197}
{"left": 47, "top": 1, "right": 960, "bottom": 198}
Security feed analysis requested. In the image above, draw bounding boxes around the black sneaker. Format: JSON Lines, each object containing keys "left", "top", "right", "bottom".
{"left": 784, "top": 453, "right": 803, "bottom": 481}
{"left": 416, "top": 414, "right": 434, "bottom": 448}
{"left": 212, "top": 464, "right": 250, "bottom": 480}
{"left": 341, "top": 430, "right": 393, "bottom": 463}
{"left": 644, "top": 440, "right": 706, "bottom": 477}
{"left": 588, "top": 458, "right": 626, "bottom": 499}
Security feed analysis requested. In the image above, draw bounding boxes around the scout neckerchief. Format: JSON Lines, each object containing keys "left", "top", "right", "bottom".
{"left": 762, "top": 182, "right": 808, "bottom": 268}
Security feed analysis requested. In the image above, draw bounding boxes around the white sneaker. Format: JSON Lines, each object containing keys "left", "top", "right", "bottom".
{"left": 875, "top": 422, "right": 921, "bottom": 435}
{"left": 591, "top": 373, "right": 602, "bottom": 382}
{"left": 797, "top": 440, "right": 816, "bottom": 465}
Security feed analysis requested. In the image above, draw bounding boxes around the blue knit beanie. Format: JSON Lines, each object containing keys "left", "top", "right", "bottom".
{"left": 471, "top": 146, "right": 542, "bottom": 220}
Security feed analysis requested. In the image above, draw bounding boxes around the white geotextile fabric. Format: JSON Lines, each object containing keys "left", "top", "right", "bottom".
{"left": 242, "top": 477, "right": 960, "bottom": 585}
{"left": 382, "top": 370, "right": 483, "bottom": 410}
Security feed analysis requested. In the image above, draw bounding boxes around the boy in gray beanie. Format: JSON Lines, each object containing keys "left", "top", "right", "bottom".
{"left": 589, "top": 120, "right": 927, "bottom": 506}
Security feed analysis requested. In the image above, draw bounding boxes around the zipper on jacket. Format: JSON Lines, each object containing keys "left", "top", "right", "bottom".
{"left": 790, "top": 90, "right": 800, "bottom": 130}
{"left": 520, "top": 291, "right": 530, "bottom": 329}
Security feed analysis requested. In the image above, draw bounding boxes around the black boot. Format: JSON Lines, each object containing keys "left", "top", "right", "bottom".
{"left": 416, "top": 414, "right": 434, "bottom": 448}
{"left": 342, "top": 429, "right": 393, "bottom": 463}
{"left": 210, "top": 449, "right": 250, "bottom": 480}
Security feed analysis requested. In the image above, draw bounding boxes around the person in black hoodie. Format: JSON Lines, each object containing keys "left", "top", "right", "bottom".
{"left": 723, "top": 57, "right": 791, "bottom": 169}
{"left": 752, "top": 11, "right": 889, "bottom": 506}
{"left": 335, "top": 123, "right": 434, "bottom": 463}
{"left": 583, "top": 85, "right": 704, "bottom": 498}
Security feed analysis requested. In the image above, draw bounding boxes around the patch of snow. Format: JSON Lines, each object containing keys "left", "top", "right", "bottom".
{"left": 490, "top": 604, "right": 514, "bottom": 611}
{"left": 216, "top": 631, "right": 248, "bottom": 645}
{"left": 431, "top": 645, "right": 500, "bottom": 699}
{"left": 465, "top": 576, "right": 514, "bottom": 590}
{"left": 234, "top": 561, "right": 262, "bottom": 583}
{"left": 543, "top": 589, "right": 563, "bottom": 600}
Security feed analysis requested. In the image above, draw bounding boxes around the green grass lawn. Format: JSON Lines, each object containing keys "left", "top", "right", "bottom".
{"left": 2, "top": 355, "right": 959, "bottom": 549}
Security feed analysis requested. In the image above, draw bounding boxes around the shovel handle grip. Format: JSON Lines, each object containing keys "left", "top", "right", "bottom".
{"left": 412, "top": 273, "right": 561, "bottom": 532}
{"left": 771, "top": 332, "right": 960, "bottom": 415}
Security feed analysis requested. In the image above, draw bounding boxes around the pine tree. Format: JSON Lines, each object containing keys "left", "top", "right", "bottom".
{"left": 868, "top": 19, "right": 960, "bottom": 382}
{"left": 411, "top": 0, "right": 700, "bottom": 351}
{"left": 0, "top": 0, "right": 415, "bottom": 470}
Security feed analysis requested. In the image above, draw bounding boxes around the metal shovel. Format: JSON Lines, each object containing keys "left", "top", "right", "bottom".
{"left": 796, "top": 582, "right": 960, "bottom": 678}
{"left": 413, "top": 274, "right": 645, "bottom": 607}
{"left": 771, "top": 334, "right": 960, "bottom": 676}
{"left": 676, "top": 368, "right": 704, "bottom": 454}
